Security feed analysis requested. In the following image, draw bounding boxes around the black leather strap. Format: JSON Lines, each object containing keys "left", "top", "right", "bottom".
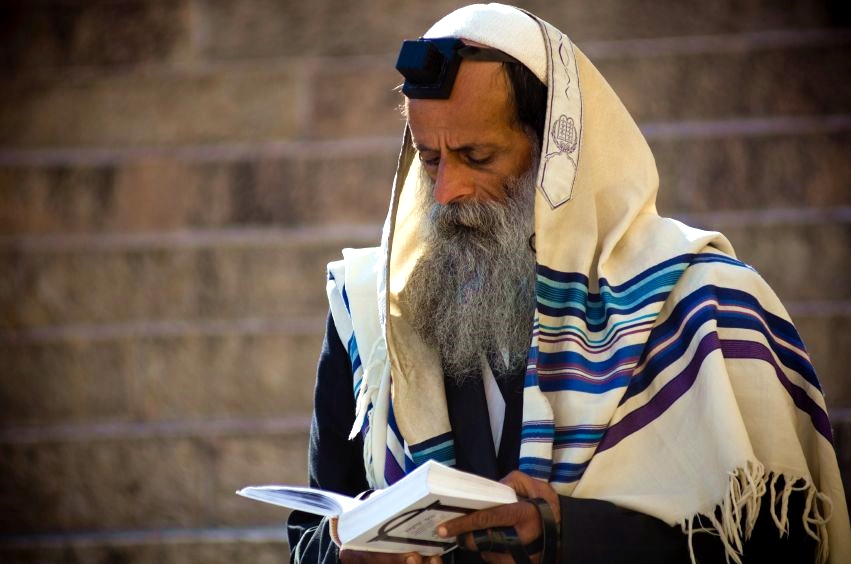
{"left": 469, "top": 527, "right": 532, "bottom": 564}
{"left": 527, "top": 497, "right": 559, "bottom": 564}
{"left": 461, "top": 498, "right": 559, "bottom": 563}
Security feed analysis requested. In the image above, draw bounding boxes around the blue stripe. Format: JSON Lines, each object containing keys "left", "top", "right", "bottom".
{"left": 521, "top": 425, "right": 554, "bottom": 442}
{"left": 387, "top": 406, "right": 417, "bottom": 473}
{"left": 518, "top": 457, "right": 552, "bottom": 480}
{"left": 554, "top": 428, "right": 605, "bottom": 446}
{"left": 538, "top": 313, "right": 657, "bottom": 347}
{"left": 341, "top": 283, "right": 351, "bottom": 312}
{"left": 409, "top": 432, "right": 456, "bottom": 467}
{"left": 535, "top": 254, "right": 739, "bottom": 331}
{"left": 621, "top": 284, "right": 821, "bottom": 406}
{"left": 713, "top": 287, "right": 819, "bottom": 390}
{"left": 552, "top": 461, "right": 590, "bottom": 483}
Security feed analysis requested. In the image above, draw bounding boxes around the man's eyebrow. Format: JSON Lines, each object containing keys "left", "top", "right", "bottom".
{"left": 413, "top": 143, "right": 500, "bottom": 153}
{"left": 413, "top": 143, "right": 438, "bottom": 153}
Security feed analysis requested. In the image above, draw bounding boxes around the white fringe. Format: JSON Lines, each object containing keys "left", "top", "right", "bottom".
{"left": 682, "top": 462, "right": 833, "bottom": 564}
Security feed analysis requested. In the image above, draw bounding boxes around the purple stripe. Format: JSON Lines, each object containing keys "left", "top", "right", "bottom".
{"left": 597, "top": 332, "right": 721, "bottom": 452}
{"left": 539, "top": 365, "right": 636, "bottom": 385}
{"left": 538, "top": 322, "right": 654, "bottom": 353}
{"left": 383, "top": 448, "right": 406, "bottom": 485}
{"left": 721, "top": 339, "right": 833, "bottom": 442}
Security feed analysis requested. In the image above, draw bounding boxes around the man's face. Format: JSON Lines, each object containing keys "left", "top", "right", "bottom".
{"left": 402, "top": 60, "right": 539, "bottom": 381}
{"left": 407, "top": 60, "right": 535, "bottom": 205}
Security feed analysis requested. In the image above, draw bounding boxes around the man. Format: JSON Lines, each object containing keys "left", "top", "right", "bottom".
{"left": 288, "top": 4, "right": 850, "bottom": 563}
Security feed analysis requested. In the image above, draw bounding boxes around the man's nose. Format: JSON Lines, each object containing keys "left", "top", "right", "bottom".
{"left": 433, "top": 159, "right": 474, "bottom": 205}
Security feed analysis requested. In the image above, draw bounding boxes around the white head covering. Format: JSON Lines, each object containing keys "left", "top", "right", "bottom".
{"left": 424, "top": 3, "right": 547, "bottom": 83}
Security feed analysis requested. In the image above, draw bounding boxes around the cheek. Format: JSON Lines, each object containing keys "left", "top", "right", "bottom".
{"left": 475, "top": 174, "right": 511, "bottom": 203}
{"left": 509, "top": 135, "right": 535, "bottom": 176}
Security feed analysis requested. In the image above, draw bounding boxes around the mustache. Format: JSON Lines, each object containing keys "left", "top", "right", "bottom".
{"left": 424, "top": 173, "right": 537, "bottom": 244}
{"left": 429, "top": 200, "right": 510, "bottom": 239}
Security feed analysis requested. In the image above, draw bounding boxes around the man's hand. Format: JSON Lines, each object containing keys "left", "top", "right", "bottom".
{"left": 339, "top": 549, "right": 442, "bottom": 563}
{"left": 435, "top": 471, "right": 561, "bottom": 563}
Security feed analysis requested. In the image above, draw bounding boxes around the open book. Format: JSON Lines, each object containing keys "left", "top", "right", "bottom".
{"left": 236, "top": 460, "right": 517, "bottom": 555}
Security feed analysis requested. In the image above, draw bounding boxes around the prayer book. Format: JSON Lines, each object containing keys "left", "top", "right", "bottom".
{"left": 236, "top": 459, "right": 517, "bottom": 555}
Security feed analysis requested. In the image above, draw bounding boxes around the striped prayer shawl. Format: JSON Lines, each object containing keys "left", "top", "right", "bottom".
{"left": 325, "top": 4, "right": 850, "bottom": 563}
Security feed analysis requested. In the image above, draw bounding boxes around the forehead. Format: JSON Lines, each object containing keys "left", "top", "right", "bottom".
{"left": 405, "top": 61, "right": 516, "bottom": 144}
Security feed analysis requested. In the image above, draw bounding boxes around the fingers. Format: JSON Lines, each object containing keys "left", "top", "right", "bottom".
{"left": 438, "top": 501, "right": 540, "bottom": 545}
{"left": 500, "top": 471, "right": 561, "bottom": 524}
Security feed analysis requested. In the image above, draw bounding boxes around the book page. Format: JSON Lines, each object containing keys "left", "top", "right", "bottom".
{"left": 236, "top": 485, "right": 361, "bottom": 517}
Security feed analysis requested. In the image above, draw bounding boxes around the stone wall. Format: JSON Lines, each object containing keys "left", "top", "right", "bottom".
{"left": 1, "top": 1, "right": 849, "bottom": 561}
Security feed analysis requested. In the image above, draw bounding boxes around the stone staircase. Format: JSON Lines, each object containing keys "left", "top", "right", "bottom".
{"left": 0, "top": 1, "right": 848, "bottom": 561}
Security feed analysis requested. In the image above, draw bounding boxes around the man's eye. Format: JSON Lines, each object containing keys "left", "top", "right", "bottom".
{"left": 419, "top": 154, "right": 440, "bottom": 167}
{"left": 465, "top": 154, "right": 493, "bottom": 166}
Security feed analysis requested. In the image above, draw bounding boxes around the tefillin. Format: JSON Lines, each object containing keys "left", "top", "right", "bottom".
{"left": 395, "top": 37, "right": 520, "bottom": 99}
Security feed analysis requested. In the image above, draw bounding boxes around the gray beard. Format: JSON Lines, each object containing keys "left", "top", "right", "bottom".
{"left": 403, "top": 167, "right": 537, "bottom": 383}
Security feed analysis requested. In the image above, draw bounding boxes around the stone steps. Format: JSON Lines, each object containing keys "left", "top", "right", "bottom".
{"left": 652, "top": 128, "right": 851, "bottom": 214}
{"left": 0, "top": 149, "right": 398, "bottom": 234}
{"left": 1, "top": 1, "right": 849, "bottom": 560}
{"left": 1, "top": 302, "right": 847, "bottom": 426}
{"left": 0, "top": 64, "right": 303, "bottom": 148}
{"left": 3, "top": 0, "right": 840, "bottom": 71}
{"left": 0, "top": 534, "right": 285, "bottom": 564}
{"left": 1, "top": 127, "right": 848, "bottom": 235}
{"left": 5, "top": 407, "right": 848, "bottom": 564}
{"left": 0, "top": 432, "right": 308, "bottom": 533}
{"left": 0, "top": 309, "right": 847, "bottom": 538}
{"left": 2, "top": 34, "right": 848, "bottom": 147}
{"left": 0, "top": 227, "right": 379, "bottom": 330}
{"left": 0, "top": 220, "right": 846, "bottom": 331}
{"left": 0, "top": 327, "right": 323, "bottom": 425}
{"left": 795, "top": 313, "right": 851, "bottom": 408}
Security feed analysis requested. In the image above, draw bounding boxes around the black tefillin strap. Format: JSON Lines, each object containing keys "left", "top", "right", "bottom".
{"left": 395, "top": 37, "right": 520, "bottom": 99}
{"left": 457, "top": 498, "right": 559, "bottom": 564}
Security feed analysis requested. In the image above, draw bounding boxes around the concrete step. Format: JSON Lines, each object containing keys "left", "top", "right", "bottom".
{"left": 653, "top": 128, "right": 851, "bottom": 215}
{"left": 2, "top": 128, "right": 848, "bottom": 235}
{"left": 193, "top": 0, "right": 845, "bottom": 59}
{"left": 0, "top": 305, "right": 847, "bottom": 431}
{"left": 2, "top": 37, "right": 848, "bottom": 148}
{"left": 0, "top": 381, "right": 847, "bottom": 536}
{"left": 710, "top": 219, "right": 851, "bottom": 304}
{"left": 0, "top": 536, "right": 286, "bottom": 564}
{"left": 310, "top": 37, "right": 851, "bottom": 141}
{"left": 833, "top": 408, "right": 851, "bottom": 511}
{"left": 0, "top": 325, "right": 323, "bottom": 426}
{"left": 0, "top": 149, "right": 397, "bottom": 235}
{"left": 0, "top": 63, "right": 302, "bottom": 148}
{"left": 593, "top": 37, "right": 851, "bottom": 123}
{"left": 2, "top": 0, "right": 841, "bottom": 71}
{"left": 796, "top": 313, "right": 851, "bottom": 409}
{"left": 0, "top": 0, "right": 193, "bottom": 70}
{"left": 1, "top": 220, "right": 847, "bottom": 330}
{"left": 0, "top": 226, "right": 379, "bottom": 330}
{"left": 0, "top": 432, "right": 309, "bottom": 534}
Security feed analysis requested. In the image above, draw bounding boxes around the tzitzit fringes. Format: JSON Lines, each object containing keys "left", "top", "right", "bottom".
{"left": 803, "top": 486, "right": 833, "bottom": 564}
{"left": 682, "top": 464, "right": 833, "bottom": 564}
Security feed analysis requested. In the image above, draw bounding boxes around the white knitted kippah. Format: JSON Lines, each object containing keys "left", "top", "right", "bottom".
{"left": 423, "top": 3, "right": 547, "bottom": 84}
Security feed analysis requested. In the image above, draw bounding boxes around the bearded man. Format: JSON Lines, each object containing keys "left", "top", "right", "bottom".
{"left": 287, "top": 4, "right": 850, "bottom": 563}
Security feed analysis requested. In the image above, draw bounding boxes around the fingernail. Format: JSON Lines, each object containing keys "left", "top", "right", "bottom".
{"left": 436, "top": 526, "right": 448, "bottom": 538}
{"left": 406, "top": 556, "right": 416, "bottom": 564}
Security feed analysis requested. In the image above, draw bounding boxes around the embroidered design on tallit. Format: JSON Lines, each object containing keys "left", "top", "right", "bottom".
{"left": 537, "top": 28, "right": 582, "bottom": 208}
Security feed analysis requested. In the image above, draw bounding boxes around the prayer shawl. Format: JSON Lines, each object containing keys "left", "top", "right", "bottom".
{"left": 326, "top": 3, "right": 850, "bottom": 562}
